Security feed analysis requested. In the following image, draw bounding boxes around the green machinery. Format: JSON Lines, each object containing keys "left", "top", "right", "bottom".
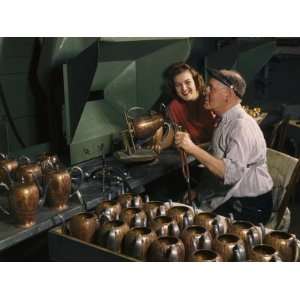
{"left": 61, "top": 38, "right": 192, "bottom": 164}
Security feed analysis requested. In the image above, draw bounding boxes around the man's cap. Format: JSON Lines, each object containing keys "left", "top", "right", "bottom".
{"left": 207, "top": 68, "right": 242, "bottom": 98}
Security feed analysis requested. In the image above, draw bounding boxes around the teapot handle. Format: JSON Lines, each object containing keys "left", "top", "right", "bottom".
{"left": 18, "top": 155, "right": 31, "bottom": 164}
{"left": 99, "top": 210, "right": 112, "bottom": 225}
{"left": 133, "top": 195, "right": 141, "bottom": 208}
{"left": 70, "top": 166, "right": 84, "bottom": 198}
{"left": 0, "top": 165, "right": 13, "bottom": 186}
{"left": 258, "top": 223, "right": 265, "bottom": 242}
{"left": 133, "top": 214, "right": 147, "bottom": 228}
{"left": 0, "top": 181, "right": 10, "bottom": 215}
{"left": 291, "top": 234, "right": 299, "bottom": 262}
{"left": 106, "top": 229, "right": 118, "bottom": 252}
{"left": 212, "top": 220, "right": 220, "bottom": 238}
{"left": 0, "top": 153, "right": 7, "bottom": 160}
{"left": 158, "top": 205, "right": 167, "bottom": 217}
{"left": 233, "top": 244, "right": 246, "bottom": 262}
{"left": 270, "top": 253, "right": 282, "bottom": 262}
{"left": 183, "top": 212, "right": 193, "bottom": 229}
{"left": 246, "top": 230, "right": 255, "bottom": 249}
{"left": 167, "top": 244, "right": 179, "bottom": 262}
{"left": 144, "top": 194, "right": 150, "bottom": 203}
{"left": 168, "top": 222, "right": 180, "bottom": 238}
{"left": 132, "top": 234, "right": 144, "bottom": 260}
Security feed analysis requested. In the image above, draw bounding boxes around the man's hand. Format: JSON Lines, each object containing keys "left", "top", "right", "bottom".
{"left": 175, "top": 131, "right": 197, "bottom": 154}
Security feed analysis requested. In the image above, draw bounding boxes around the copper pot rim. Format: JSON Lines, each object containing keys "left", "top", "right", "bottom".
{"left": 217, "top": 234, "right": 240, "bottom": 243}
{"left": 152, "top": 215, "right": 173, "bottom": 223}
{"left": 193, "top": 249, "right": 219, "bottom": 259}
{"left": 267, "top": 231, "right": 294, "bottom": 240}
{"left": 184, "top": 225, "right": 207, "bottom": 234}
{"left": 156, "top": 236, "right": 180, "bottom": 245}
{"left": 252, "top": 244, "right": 276, "bottom": 255}
{"left": 128, "top": 227, "right": 153, "bottom": 235}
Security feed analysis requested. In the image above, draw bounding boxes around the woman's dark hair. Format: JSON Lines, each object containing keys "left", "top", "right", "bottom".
{"left": 163, "top": 62, "right": 206, "bottom": 100}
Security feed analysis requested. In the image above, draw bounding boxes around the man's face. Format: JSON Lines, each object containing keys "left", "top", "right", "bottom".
{"left": 174, "top": 70, "right": 199, "bottom": 101}
{"left": 204, "top": 78, "right": 229, "bottom": 112}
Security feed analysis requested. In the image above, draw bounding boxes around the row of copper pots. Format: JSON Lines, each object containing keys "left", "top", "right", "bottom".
{"left": 66, "top": 193, "right": 299, "bottom": 262}
{"left": 0, "top": 152, "right": 84, "bottom": 228}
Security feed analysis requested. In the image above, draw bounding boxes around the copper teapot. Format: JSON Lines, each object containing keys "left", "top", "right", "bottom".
{"left": 95, "top": 199, "right": 122, "bottom": 224}
{"left": 43, "top": 166, "right": 83, "bottom": 211}
{"left": 194, "top": 212, "right": 228, "bottom": 238}
{"left": 127, "top": 106, "right": 164, "bottom": 139}
{"left": 181, "top": 225, "right": 213, "bottom": 260}
{"left": 167, "top": 205, "right": 194, "bottom": 231}
{"left": 191, "top": 249, "right": 223, "bottom": 262}
{"left": 147, "top": 236, "right": 185, "bottom": 262}
{"left": 0, "top": 153, "right": 18, "bottom": 186}
{"left": 248, "top": 244, "right": 282, "bottom": 262}
{"left": 122, "top": 227, "right": 157, "bottom": 260}
{"left": 0, "top": 175, "right": 46, "bottom": 227}
{"left": 116, "top": 193, "right": 143, "bottom": 209}
{"left": 150, "top": 215, "right": 180, "bottom": 238}
{"left": 143, "top": 199, "right": 169, "bottom": 222}
{"left": 264, "top": 231, "right": 299, "bottom": 262}
{"left": 14, "top": 155, "right": 42, "bottom": 184}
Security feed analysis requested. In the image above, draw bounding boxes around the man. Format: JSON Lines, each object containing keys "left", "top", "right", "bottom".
{"left": 165, "top": 62, "right": 215, "bottom": 144}
{"left": 175, "top": 68, "right": 273, "bottom": 224}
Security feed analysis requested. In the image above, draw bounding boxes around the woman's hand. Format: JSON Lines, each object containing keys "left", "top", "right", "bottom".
{"left": 175, "top": 131, "right": 196, "bottom": 154}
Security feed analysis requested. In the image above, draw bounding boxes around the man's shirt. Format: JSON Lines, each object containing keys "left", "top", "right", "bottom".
{"left": 197, "top": 103, "right": 273, "bottom": 211}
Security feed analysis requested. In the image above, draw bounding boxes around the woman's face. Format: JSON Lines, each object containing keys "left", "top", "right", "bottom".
{"left": 174, "top": 70, "right": 199, "bottom": 102}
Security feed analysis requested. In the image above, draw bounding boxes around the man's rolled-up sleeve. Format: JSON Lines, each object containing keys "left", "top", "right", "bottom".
{"left": 223, "top": 120, "right": 251, "bottom": 185}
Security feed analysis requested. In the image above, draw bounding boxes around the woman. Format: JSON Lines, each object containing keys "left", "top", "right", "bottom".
{"left": 165, "top": 62, "right": 215, "bottom": 144}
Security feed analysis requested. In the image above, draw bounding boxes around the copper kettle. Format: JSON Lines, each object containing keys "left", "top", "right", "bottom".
{"left": 43, "top": 166, "right": 84, "bottom": 211}
{"left": 0, "top": 174, "right": 46, "bottom": 227}
{"left": 0, "top": 153, "right": 18, "bottom": 186}
{"left": 37, "top": 152, "right": 60, "bottom": 171}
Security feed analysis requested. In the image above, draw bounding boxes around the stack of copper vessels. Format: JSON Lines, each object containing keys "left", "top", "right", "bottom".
{"left": 0, "top": 152, "right": 83, "bottom": 228}
{"left": 64, "top": 193, "right": 299, "bottom": 262}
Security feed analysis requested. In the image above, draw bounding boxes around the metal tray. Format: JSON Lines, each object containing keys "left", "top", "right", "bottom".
{"left": 48, "top": 226, "right": 139, "bottom": 262}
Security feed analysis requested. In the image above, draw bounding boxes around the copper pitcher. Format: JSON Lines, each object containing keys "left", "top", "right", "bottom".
{"left": 228, "top": 220, "right": 264, "bottom": 255}
{"left": 0, "top": 153, "right": 18, "bottom": 186}
{"left": 191, "top": 249, "right": 223, "bottom": 262}
{"left": 43, "top": 166, "right": 83, "bottom": 211}
{"left": 213, "top": 234, "right": 247, "bottom": 262}
{"left": 69, "top": 212, "right": 98, "bottom": 243}
{"left": 95, "top": 199, "right": 122, "bottom": 224}
{"left": 264, "top": 231, "right": 299, "bottom": 262}
{"left": 147, "top": 236, "right": 185, "bottom": 262}
{"left": 150, "top": 215, "right": 180, "bottom": 238}
{"left": 120, "top": 207, "right": 147, "bottom": 228}
{"left": 0, "top": 177, "right": 45, "bottom": 228}
{"left": 181, "top": 225, "right": 212, "bottom": 260}
{"left": 122, "top": 227, "right": 157, "bottom": 260}
{"left": 96, "top": 220, "right": 130, "bottom": 253}
{"left": 248, "top": 244, "right": 282, "bottom": 262}
{"left": 167, "top": 205, "right": 194, "bottom": 231}
{"left": 15, "top": 156, "right": 42, "bottom": 184}
{"left": 117, "top": 193, "right": 143, "bottom": 209}
{"left": 194, "top": 212, "right": 228, "bottom": 238}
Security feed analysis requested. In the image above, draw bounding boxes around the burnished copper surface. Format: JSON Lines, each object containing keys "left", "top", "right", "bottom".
{"left": 96, "top": 220, "right": 130, "bottom": 253}
{"left": 166, "top": 206, "right": 194, "bottom": 231}
{"left": 44, "top": 169, "right": 71, "bottom": 211}
{"left": 228, "top": 220, "right": 262, "bottom": 255}
{"left": 191, "top": 249, "right": 223, "bottom": 262}
{"left": 69, "top": 212, "right": 98, "bottom": 243}
{"left": 143, "top": 201, "right": 169, "bottom": 221}
{"left": 248, "top": 244, "right": 281, "bottom": 262}
{"left": 123, "top": 227, "right": 157, "bottom": 260}
{"left": 132, "top": 113, "right": 164, "bottom": 140}
{"left": 264, "top": 231, "right": 299, "bottom": 262}
{"left": 194, "top": 212, "right": 228, "bottom": 238}
{"left": 15, "top": 163, "right": 42, "bottom": 184}
{"left": 95, "top": 200, "right": 122, "bottom": 223}
{"left": 213, "top": 234, "right": 246, "bottom": 262}
{"left": 181, "top": 225, "right": 212, "bottom": 260}
{"left": 150, "top": 215, "right": 180, "bottom": 238}
{"left": 120, "top": 207, "right": 147, "bottom": 228}
{"left": 116, "top": 193, "right": 143, "bottom": 208}
{"left": 147, "top": 236, "right": 185, "bottom": 262}
{"left": 9, "top": 181, "right": 40, "bottom": 228}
